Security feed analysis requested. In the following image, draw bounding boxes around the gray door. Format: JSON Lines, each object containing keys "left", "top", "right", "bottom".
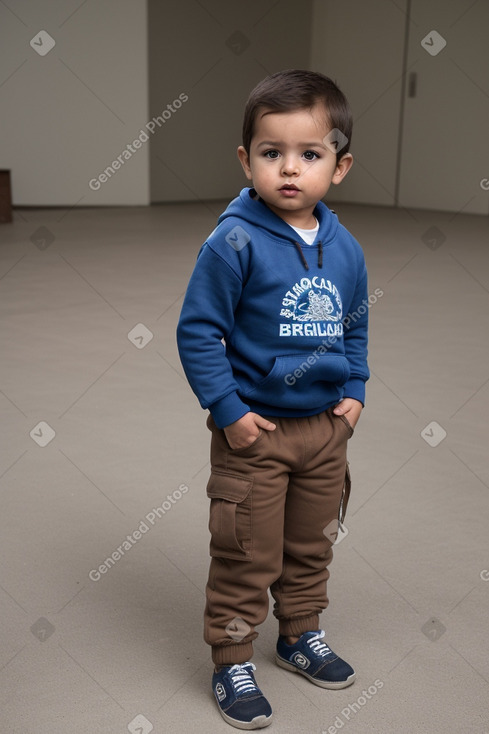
{"left": 398, "top": 0, "right": 489, "bottom": 214}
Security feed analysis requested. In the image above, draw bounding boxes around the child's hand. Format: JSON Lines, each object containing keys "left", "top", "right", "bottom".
{"left": 224, "top": 412, "right": 276, "bottom": 450}
{"left": 333, "top": 398, "right": 363, "bottom": 429}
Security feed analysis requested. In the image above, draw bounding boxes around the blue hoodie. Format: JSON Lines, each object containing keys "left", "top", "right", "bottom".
{"left": 177, "top": 187, "right": 369, "bottom": 429}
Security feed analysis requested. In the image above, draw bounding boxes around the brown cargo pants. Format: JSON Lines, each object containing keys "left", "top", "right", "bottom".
{"left": 204, "top": 407, "right": 352, "bottom": 665}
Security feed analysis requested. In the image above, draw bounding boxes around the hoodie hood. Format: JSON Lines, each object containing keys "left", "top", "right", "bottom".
{"left": 217, "top": 187, "right": 338, "bottom": 270}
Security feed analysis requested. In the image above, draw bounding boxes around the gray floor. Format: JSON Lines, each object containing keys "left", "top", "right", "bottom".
{"left": 1, "top": 199, "right": 488, "bottom": 734}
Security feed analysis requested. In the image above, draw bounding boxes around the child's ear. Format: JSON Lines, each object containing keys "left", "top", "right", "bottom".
{"left": 331, "top": 153, "right": 353, "bottom": 185}
{"left": 237, "top": 146, "right": 253, "bottom": 180}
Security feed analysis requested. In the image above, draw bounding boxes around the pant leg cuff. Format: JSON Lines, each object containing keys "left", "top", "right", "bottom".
{"left": 212, "top": 641, "right": 254, "bottom": 666}
{"left": 278, "top": 614, "right": 320, "bottom": 637}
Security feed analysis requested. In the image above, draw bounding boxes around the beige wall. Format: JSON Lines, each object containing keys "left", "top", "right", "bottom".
{"left": 7, "top": 1, "right": 483, "bottom": 213}
{"left": 0, "top": 0, "right": 149, "bottom": 206}
{"left": 0, "top": 1, "right": 408, "bottom": 209}
{"left": 310, "top": 0, "right": 408, "bottom": 206}
{"left": 148, "top": 0, "right": 313, "bottom": 203}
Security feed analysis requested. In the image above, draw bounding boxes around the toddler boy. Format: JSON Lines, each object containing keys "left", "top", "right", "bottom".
{"left": 177, "top": 69, "right": 369, "bottom": 730}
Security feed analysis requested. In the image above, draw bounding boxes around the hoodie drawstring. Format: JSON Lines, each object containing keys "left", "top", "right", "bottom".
{"left": 294, "top": 241, "right": 309, "bottom": 270}
{"left": 294, "top": 240, "right": 323, "bottom": 271}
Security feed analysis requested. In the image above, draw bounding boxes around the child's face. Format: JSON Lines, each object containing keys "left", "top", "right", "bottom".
{"left": 238, "top": 103, "right": 352, "bottom": 228}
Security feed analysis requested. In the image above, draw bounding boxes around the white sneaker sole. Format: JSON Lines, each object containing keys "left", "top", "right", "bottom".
{"left": 218, "top": 707, "right": 273, "bottom": 730}
{"left": 275, "top": 654, "right": 356, "bottom": 689}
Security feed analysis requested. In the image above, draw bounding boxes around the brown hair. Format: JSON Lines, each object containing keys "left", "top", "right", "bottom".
{"left": 242, "top": 69, "right": 352, "bottom": 163}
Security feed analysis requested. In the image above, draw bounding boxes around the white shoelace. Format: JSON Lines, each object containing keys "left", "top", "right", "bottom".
{"left": 306, "top": 630, "right": 333, "bottom": 658}
{"left": 228, "top": 663, "right": 259, "bottom": 695}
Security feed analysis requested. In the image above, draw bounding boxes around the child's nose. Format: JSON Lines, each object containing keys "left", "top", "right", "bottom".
{"left": 281, "top": 156, "right": 300, "bottom": 175}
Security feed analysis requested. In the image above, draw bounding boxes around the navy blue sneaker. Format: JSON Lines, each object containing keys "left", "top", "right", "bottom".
{"left": 212, "top": 662, "right": 273, "bottom": 730}
{"left": 276, "top": 630, "right": 355, "bottom": 689}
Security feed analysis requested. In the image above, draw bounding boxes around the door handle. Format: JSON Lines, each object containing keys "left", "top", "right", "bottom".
{"left": 408, "top": 72, "right": 417, "bottom": 98}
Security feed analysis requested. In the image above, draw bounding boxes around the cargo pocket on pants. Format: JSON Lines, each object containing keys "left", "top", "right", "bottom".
{"left": 206, "top": 470, "right": 253, "bottom": 562}
{"left": 339, "top": 461, "right": 352, "bottom": 525}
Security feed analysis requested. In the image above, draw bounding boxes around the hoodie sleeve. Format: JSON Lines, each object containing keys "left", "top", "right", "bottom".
{"left": 176, "top": 243, "right": 250, "bottom": 429}
{"left": 342, "top": 258, "right": 370, "bottom": 405}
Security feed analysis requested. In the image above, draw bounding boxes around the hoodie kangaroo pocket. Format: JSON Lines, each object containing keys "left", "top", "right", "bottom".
{"left": 206, "top": 470, "right": 253, "bottom": 561}
{"left": 243, "top": 353, "right": 350, "bottom": 410}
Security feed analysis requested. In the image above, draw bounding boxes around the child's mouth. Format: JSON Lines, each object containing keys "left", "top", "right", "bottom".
{"left": 280, "top": 184, "right": 300, "bottom": 197}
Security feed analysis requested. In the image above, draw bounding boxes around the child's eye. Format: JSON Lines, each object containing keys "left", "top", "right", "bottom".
{"left": 303, "top": 150, "right": 320, "bottom": 161}
{"left": 264, "top": 150, "right": 280, "bottom": 159}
